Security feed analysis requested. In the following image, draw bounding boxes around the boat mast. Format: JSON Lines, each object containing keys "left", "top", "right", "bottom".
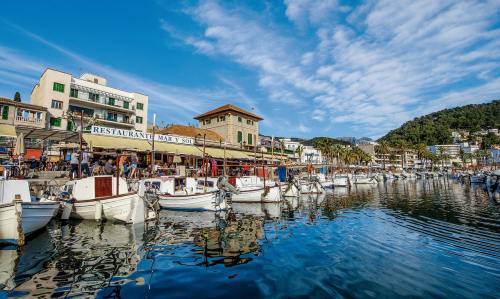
{"left": 150, "top": 113, "right": 156, "bottom": 177}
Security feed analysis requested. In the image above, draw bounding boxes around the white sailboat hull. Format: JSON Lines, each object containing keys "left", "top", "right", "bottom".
{"left": 299, "top": 182, "right": 324, "bottom": 194}
{"left": 20, "top": 201, "right": 59, "bottom": 235}
{"left": 0, "top": 203, "right": 22, "bottom": 245}
{"left": 159, "top": 192, "right": 226, "bottom": 211}
{"left": 281, "top": 183, "right": 300, "bottom": 197}
{"left": 71, "top": 193, "right": 146, "bottom": 224}
{"left": 352, "top": 177, "right": 378, "bottom": 185}
{"left": 232, "top": 186, "right": 281, "bottom": 203}
{"left": 333, "top": 177, "right": 349, "bottom": 187}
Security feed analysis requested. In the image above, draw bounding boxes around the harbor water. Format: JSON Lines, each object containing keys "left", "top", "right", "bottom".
{"left": 1, "top": 179, "right": 499, "bottom": 298}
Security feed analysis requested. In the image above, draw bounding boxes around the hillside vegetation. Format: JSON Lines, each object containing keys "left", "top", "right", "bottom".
{"left": 302, "top": 137, "right": 352, "bottom": 146}
{"left": 379, "top": 100, "right": 500, "bottom": 145}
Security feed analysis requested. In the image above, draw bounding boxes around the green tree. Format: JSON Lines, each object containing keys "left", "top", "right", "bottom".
{"left": 14, "top": 91, "right": 21, "bottom": 102}
{"left": 376, "top": 141, "right": 391, "bottom": 170}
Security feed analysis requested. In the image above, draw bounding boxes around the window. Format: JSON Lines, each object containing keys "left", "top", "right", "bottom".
{"left": 237, "top": 131, "right": 243, "bottom": 143}
{"left": 238, "top": 116, "right": 242, "bottom": 122}
{"left": 50, "top": 117, "right": 61, "bottom": 127}
{"left": 51, "top": 100, "right": 63, "bottom": 109}
{"left": 94, "top": 78, "right": 98, "bottom": 84}
{"left": 136, "top": 102, "right": 144, "bottom": 110}
{"left": 219, "top": 116, "right": 225, "bottom": 121}
{"left": 53, "top": 82, "right": 65, "bottom": 93}
{"left": 1, "top": 106, "right": 9, "bottom": 120}
{"left": 108, "top": 98, "right": 115, "bottom": 106}
{"left": 123, "top": 115, "right": 130, "bottom": 123}
{"left": 67, "top": 121, "right": 73, "bottom": 131}
{"left": 248, "top": 133, "right": 252, "bottom": 145}
{"left": 206, "top": 119, "right": 211, "bottom": 124}
{"left": 247, "top": 119, "right": 254, "bottom": 125}
{"left": 70, "top": 88, "right": 78, "bottom": 98}
{"left": 123, "top": 101, "right": 129, "bottom": 109}
{"left": 69, "top": 105, "right": 94, "bottom": 117}
{"left": 107, "top": 112, "right": 117, "bottom": 122}
{"left": 89, "top": 92, "right": 99, "bottom": 102}
{"left": 136, "top": 116, "right": 143, "bottom": 124}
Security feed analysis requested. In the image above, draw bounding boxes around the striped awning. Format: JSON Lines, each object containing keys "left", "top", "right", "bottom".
{"left": 0, "top": 125, "right": 16, "bottom": 138}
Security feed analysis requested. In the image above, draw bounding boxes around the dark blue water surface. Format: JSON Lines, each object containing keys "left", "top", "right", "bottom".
{"left": 2, "top": 179, "right": 499, "bottom": 298}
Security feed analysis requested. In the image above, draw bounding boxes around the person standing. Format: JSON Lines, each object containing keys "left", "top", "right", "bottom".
{"left": 81, "top": 150, "right": 90, "bottom": 177}
{"left": 70, "top": 151, "right": 79, "bottom": 179}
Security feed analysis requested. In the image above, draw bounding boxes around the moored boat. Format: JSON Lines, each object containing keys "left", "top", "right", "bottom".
{"left": 138, "top": 176, "right": 228, "bottom": 211}
{"left": 61, "top": 176, "right": 155, "bottom": 223}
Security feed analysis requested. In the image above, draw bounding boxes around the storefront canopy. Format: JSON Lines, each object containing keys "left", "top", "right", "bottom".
{"left": 0, "top": 125, "right": 16, "bottom": 138}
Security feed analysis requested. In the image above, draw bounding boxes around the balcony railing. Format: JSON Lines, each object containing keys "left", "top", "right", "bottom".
{"left": 69, "top": 95, "right": 134, "bottom": 112}
{"left": 15, "top": 116, "right": 43, "bottom": 124}
{"left": 95, "top": 114, "right": 135, "bottom": 125}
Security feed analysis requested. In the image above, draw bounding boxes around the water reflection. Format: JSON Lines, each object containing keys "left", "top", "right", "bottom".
{"left": 1, "top": 178, "right": 499, "bottom": 298}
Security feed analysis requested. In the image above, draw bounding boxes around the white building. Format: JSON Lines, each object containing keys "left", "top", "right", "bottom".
{"left": 281, "top": 138, "right": 301, "bottom": 152}
{"left": 31, "top": 69, "right": 148, "bottom": 132}
{"left": 302, "top": 145, "right": 322, "bottom": 164}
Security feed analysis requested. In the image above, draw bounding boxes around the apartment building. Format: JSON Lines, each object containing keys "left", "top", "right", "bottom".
{"left": 31, "top": 69, "right": 148, "bottom": 132}
{"left": 195, "top": 104, "right": 262, "bottom": 149}
{"left": 0, "top": 97, "right": 47, "bottom": 129}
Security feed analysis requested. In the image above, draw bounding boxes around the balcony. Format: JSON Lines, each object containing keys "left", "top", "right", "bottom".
{"left": 14, "top": 116, "right": 45, "bottom": 128}
{"left": 69, "top": 96, "right": 134, "bottom": 114}
{"left": 94, "top": 114, "right": 135, "bottom": 128}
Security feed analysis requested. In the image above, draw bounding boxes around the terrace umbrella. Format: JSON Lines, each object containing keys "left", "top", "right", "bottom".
{"left": 13, "top": 133, "right": 25, "bottom": 157}
{"left": 14, "top": 133, "right": 25, "bottom": 175}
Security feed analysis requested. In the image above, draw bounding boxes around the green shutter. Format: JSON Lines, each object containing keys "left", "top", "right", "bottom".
{"left": 67, "top": 121, "right": 73, "bottom": 131}
{"left": 108, "top": 98, "right": 115, "bottom": 106}
{"left": 136, "top": 116, "right": 143, "bottom": 124}
{"left": 2, "top": 106, "right": 9, "bottom": 120}
{"left": 237, "top": 131, "right": 242, "bottom": 143}
{"left": 53, "top": 82, "right": 65, "bottom": 92}
{"left": 248, "top": 133, "right": 252, "bottom": 145}
{"left": 123, "top": 101, "right": 129, "bottom": 109}
{"left": 50, "top": 117, "right": 61, "bottom": 127}
{"left": 137, "top": 102, "right": 143, "bottom": 110}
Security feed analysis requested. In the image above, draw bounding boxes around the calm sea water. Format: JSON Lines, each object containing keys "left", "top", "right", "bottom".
{"left": 1, "top": 179, "right": 499, "bottom": 298}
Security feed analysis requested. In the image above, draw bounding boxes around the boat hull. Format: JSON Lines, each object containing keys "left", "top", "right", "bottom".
{"left": 159, "top": 192, "right": 226, "bottom": 211}
{"left": 232, "top": 186, "right": 281, "bottom": 203}
{"left": 333, "top": 177, "right": 349, "bottom": 187}
{"left": 71, "top": 193, "right": 147, "bottom": 224}
{"left": 299, "top": 182, "right": 324, "bottom": 194}
{"left": 0, "top": 203, "right": 23, "bottom": 246}
{"left": 20, "top": 202, "right": 60, "bottom": 235}
{"left": 281, "top": 183, "right": 300, "bottom": 197}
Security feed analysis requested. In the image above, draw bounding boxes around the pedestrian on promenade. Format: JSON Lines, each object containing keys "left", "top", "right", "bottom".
{"left": 81, "top": 149, "right": 90, "bottom": 177}
{"left": 104, "top": 159, "right": 114, "bottom": 175}
{"left": 70, "top": 151, "right": 79, "bottom": 179}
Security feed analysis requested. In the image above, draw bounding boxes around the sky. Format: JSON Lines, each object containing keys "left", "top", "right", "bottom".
{"left": 0, "top": 0, "right": 499, "bottom": 139}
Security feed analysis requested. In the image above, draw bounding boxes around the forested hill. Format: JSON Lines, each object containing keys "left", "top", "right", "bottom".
{"left": 302, "top": 137, "right": 351, "bottom": 146}
{"left": 379, "top": 100, "right": 500, "bottom": 145}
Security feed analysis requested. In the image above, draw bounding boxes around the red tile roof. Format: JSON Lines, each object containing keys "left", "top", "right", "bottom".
{"left": 194, "top": 104, "right": 263, "bottom": 121}
{"left": 157, "top": 125, "right": 224, "bottom": 141}
{"left": 0, "top": 97, "right": 47, "bottom": 111}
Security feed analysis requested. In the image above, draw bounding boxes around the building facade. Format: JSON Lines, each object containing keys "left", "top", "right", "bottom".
{"left": 194, "top": 104, "right": 262, "bottom": 149}
{"left": 0, "top": 97, "right": 47, "bottom": 129}
{"left": 31, "top": 69, "right": 148, "bottom": 132}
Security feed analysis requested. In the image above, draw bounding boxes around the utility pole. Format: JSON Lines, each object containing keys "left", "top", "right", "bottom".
{"left": 150, "top": 113, "right": 156, "bottom": 177}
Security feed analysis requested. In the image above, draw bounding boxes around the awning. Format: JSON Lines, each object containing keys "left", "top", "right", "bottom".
{"left": 83, "top": 134, "right": 204, "bottom": 156}
{"left": 0, "top": 125, "right": 16, "bottom": 138}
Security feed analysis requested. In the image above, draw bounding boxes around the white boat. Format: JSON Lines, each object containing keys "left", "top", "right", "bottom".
{"left": 61, "top": 176, "right": 154, "bottom": 224}
{"left": 299, "top": 180, "right": 324, "bottom": 194}
{"left": 350, "top": 174, "right": 378, "bottom": 185}
{"left": 138, "top": 176, "right": 227, "bottom": 211}
{"left": 315, "top": 173, "right": 334, "bottom": 189}
{"left": 280, "top": 181, "right": 300, "bottom": 197}
{"left": 231, "top": 176, "right": 282, "bottom": 203}
{"left": 0, "top": 180, "right": 59, "bottom": 246}
{"left": 332, "top": 175, "right": 349, "bottom": 187}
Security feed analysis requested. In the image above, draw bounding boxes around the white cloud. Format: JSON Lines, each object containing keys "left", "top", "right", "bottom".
{"left": 162, "top": 0, "right": 500, "bottom": 137}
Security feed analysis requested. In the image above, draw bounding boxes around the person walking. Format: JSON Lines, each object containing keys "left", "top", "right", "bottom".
{"left": 129, "top": 153, "right": 138, "bottom": 179}
{"left": 104, "top": 159, "right": 114, "bottom": 175}
{"left": 70, "top": 151, "right": 79, "bottom": 179}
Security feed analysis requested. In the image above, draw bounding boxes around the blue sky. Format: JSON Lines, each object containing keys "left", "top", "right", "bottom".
{"left": 1, "top": 0, "right": 499, "bottom": 139}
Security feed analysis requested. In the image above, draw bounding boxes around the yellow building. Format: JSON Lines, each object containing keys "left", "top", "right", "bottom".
{"left": 194, "top": 104, "right": 262, "bottom": 149}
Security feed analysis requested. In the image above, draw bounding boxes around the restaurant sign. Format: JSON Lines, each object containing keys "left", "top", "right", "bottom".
{"left": 90, "top": 126, "right": 194, "bottom": 145}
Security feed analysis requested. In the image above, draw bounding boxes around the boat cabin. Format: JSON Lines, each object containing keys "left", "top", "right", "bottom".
{"left": 234, "top": 176, "right": 264, "bottom": 188}
{"left": 0, "top": 180, "right": 31, "bottom": 203}
{"left": 63, "top": 176, "right": 129, "bottom": 201}
{"left": 138, "top": 176, "right": 213, "bottom": 197}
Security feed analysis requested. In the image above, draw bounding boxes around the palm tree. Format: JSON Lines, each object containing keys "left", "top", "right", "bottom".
{"left": 295, "top": 145, "right": 304, "bottom": 164}
{"left": 459, "top": 148, "right": 466, "bottom": 169}
{"left": 437, "top": 147, "right": 447, "bottom": 170}
{"left": 414, "top": 143, "right": 428, "bottom": 170}
{"left": 376, "top": 141, "right": 390, "bottom": 170}
{"left": 396, "top": 140, "right": 410, "bottom": 170}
